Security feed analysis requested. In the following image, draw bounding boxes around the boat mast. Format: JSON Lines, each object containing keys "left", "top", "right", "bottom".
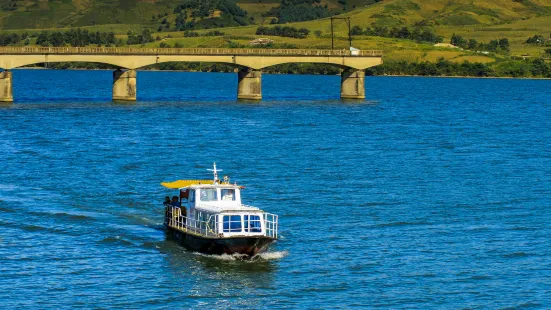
{"left": 208, "top": 162, "right": 222, "bottom": 184}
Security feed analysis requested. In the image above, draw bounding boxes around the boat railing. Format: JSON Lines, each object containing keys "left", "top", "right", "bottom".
{"left": 264, "top": 213, "right": 278, "bottom": 239}
{"left": 165, "top": 205, "right": 278, "bottom": 239}
{"left": 165, "top": 206, "right": 218, "bottom": 237}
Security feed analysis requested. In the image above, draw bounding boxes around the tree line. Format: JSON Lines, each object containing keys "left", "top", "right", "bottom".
{"left": 126, "top": 29, "right": 155, "bottom": 45}
{"left": 173, "top": 0, "right": 247, "bottom": 20}
{"left": 0, "top": 33, "right": 26, "bottom": 46}
{"left": 526, "top": 34, "right": 551, "bottom": 45}
{"left": 256, "top": 26, "right": 310, "bottom": 39}
{"left": 28, "top": 28, "right": 157, "bottom": 47}
{"left": 32, "top": 58, "right": 551, "bottom": 79}
{"left": 142, "top": 61, "right": 341, "bottom": 75}
{"left": 350, "top": 26, "right": 443, "bottom": 44}
{"left": 265, "top": 0, "right": 331, "bottom": 24}
{"left": 35, "top": 29, "right": 116, "bottom": 47}
{"left": 0, "top": 30, "right": 118, "bottom": 47}
{"left": 450, "top": 34, "right": 510, "bottom": 54}
{"left": 167, "top": 0, "right": 250, "bottom": 31}
{"left": 183, "top": 30, "right": 225, "bottom": 37}
{"left": 1, "top": 1, "right": 17, "bottom": 11}
{"left": 366, "top": 58, "right": 551, "bottom": 78}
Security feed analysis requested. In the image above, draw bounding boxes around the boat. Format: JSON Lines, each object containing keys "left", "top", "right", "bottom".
{"left": 161, "top": 163, "right": 279, "bottom": 256}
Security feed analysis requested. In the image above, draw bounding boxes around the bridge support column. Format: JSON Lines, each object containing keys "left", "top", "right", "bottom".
{"left": 0, "top": 70, "right": 13, "bottom": 103}
{"left": 340, "top": 69, "right": 365, "bottom": 100}
{"left": 237, "top": 68, "right": 262, "bottom": 100}
{"left": 113, "top": 69, "right": 136, "bottom": 101}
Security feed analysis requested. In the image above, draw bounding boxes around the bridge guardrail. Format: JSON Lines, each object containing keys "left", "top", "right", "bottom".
{"left": 0, "top": 46, "right": 383, "bottom": 57}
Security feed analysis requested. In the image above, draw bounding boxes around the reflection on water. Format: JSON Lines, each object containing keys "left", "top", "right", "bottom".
{"left": 157, "top": 232, "right": 277, "bottom": 308}
{"left": 193, "top": 253, "right": 278, "bottom": 274}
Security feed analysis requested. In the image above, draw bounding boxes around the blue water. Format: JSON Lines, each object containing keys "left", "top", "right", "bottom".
{"left": 1, "top": 69, "right": 550, "bottom": 308}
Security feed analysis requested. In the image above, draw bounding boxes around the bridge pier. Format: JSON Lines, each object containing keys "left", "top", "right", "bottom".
{"left": 237, "top": 68, "right": 262, "bottom": 100}
{"left": 0, "top": 70, "right": 13, "bottom": 102}
{"left": 113, "top": 69, "right": 136, "bottom": 101}
{"left": 340, "top": 69, "right": 365, "bottom": 100}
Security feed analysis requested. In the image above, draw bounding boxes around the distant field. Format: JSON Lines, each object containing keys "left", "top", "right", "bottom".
{"left": 451, "top": 55, "right": 496, "bottom": 64}
{"left": 236, "top": 2, "right": 279, "bottom": 24}
{"left": 0, "top": 0, "right": 177, "bottom": 29}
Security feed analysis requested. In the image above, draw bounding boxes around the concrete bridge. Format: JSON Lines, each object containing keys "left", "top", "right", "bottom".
{"left": 0, "top": 47, "right": 383, "bottom": 102}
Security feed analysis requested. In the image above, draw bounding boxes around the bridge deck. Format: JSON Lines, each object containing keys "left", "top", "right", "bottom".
{"left": 0, "top": 47, "right": 382, "bottom": 57}
{"left": 0, "top": 47, "right": 383, "bottom": 70}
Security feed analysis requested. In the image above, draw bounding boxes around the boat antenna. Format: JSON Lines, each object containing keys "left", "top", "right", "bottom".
{"left": 208, "top": 162, "right": 222, "bottom": 184}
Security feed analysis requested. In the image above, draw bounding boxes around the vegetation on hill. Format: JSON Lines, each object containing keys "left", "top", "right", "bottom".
{"left": 351, "top": 26, "right": 443, "bottom": 44}
{"left": 1, "top": 0, "right": 551, "bottom": 31}
{"left": 0, "top": 0, "right": 551, "bottom": 78}
{"left": 367, "top": 58, "right": 551, "bottom": 78}
{"left": 0, "top": 32, "right": 24, "bottom": 45}
{"left": 36, "top": 57, "right": 551, "bottom": 79}
{"left": 169, "top": 0, "right": 251, "bottom": 30}
{"left": 256, "top": 26, "right": 310, "bottom": 39}
{"left": 0, "top": 0, "right": 385, "bottom": 30}
{"left": 342, "top": 0, "right": 551, "bottom": 28}
{"left": 0, "top": 0, "right": 181, "bottom": 29}
{"left": 526, "top": 34, "right": 551, "bottom": 45}
{"left": 451, "top": 34, "right": 510, "bottom": 54}
{"left": 264, "top": 0, "right": 331, "bottom": 24}
{"left": 126, "top": 29, "right": 155, "bottom": 45}
{"left": 262, "top": 0, "right": 383, "bottom": 23}
{"left": 1, "top": 1, "right": 18, "bottom": 12}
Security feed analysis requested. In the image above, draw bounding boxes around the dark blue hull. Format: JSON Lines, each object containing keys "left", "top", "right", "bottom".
{"left": 167, "top": 226, "right": 276, "bottom": 256}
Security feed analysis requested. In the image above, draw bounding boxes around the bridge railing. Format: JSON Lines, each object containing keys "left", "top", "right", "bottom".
{"left": 0, "top": 46, "right": 383, "bottom": 57}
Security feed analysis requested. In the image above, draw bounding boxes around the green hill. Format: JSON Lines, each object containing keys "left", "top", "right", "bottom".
{"left": 0, "top": 0, "right": 550, "bottom": 77}
{"left": 2, "top": 0, "right": 551, "bottom": 30}
{"left": 0, "top": 0, "right": 379, "bottom": 30}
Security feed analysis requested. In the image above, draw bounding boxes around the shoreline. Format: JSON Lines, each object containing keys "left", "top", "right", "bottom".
{"left": 378, "top": 74, "right": 551, "bottom": 80}
{"left": 12, "top": 67, "right": 551, "bottom": 80}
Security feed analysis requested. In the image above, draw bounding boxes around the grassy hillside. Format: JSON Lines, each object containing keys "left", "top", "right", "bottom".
{"left": 0, "top": 0, "right": 377, "bottom": 29}
{"left": 2, "top": 0, "right": 551, "bottom": 39}
{"left": 0, "top": 0, "right": 181, "bottom": 29}
{"left": 0, "top": 0, "right": 550, "bottom": 75}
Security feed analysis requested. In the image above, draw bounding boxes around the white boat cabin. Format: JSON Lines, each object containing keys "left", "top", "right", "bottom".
{"left": 181, "top": 184, "right": 267, "bottom": 237}
{"left": 162, "top": 164, "right": 278, "bottom": 239}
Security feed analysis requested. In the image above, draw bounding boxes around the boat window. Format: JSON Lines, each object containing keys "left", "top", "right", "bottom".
{"left": 189, "top": 190, "right": 195, "bottom": 203}
{"left": 180, "top": 189, "right": 189, "bottom": 201}
{"left": 244, "top": 215, "right": 262, "bottom": 233}
{"left": 221, "top": 189, "right": 235, "bottom": 201}
{"left": 223, "top": 215, "right": 242, "bottom": 232}
{"left": 200, "top": 188, "right": 217, "bottom": 201}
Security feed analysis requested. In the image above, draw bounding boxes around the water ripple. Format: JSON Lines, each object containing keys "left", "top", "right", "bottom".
{"left": 1, "top": 72, "right": 550, "bottom": 308}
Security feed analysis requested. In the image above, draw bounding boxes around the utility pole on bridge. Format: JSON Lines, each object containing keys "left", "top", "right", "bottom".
{"left": 330, "top": 16, "right": 352, "bottom": 50}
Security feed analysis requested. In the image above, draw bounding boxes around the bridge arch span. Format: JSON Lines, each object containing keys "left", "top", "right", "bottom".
{"left": 233, "top": 56, "right": 382, "bottom": 70}
{"left": 147, "top": 55, "right": 382, "bottom": 71}
{"left": 0, "top": 55, "right": 137, "bottom": 70}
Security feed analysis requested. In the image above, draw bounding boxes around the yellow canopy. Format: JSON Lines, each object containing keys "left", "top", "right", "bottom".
{"left": 161, "top": 180, "right": 213, "bottom": 189}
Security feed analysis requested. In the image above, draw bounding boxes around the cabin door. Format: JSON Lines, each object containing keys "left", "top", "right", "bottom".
{"left": 188, "top": 189, "right": 197, "bottom": 219}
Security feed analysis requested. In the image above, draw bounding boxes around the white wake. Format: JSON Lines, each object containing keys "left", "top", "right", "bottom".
{"left": 193, "top": 251, "right": 288, "bottom": 261}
